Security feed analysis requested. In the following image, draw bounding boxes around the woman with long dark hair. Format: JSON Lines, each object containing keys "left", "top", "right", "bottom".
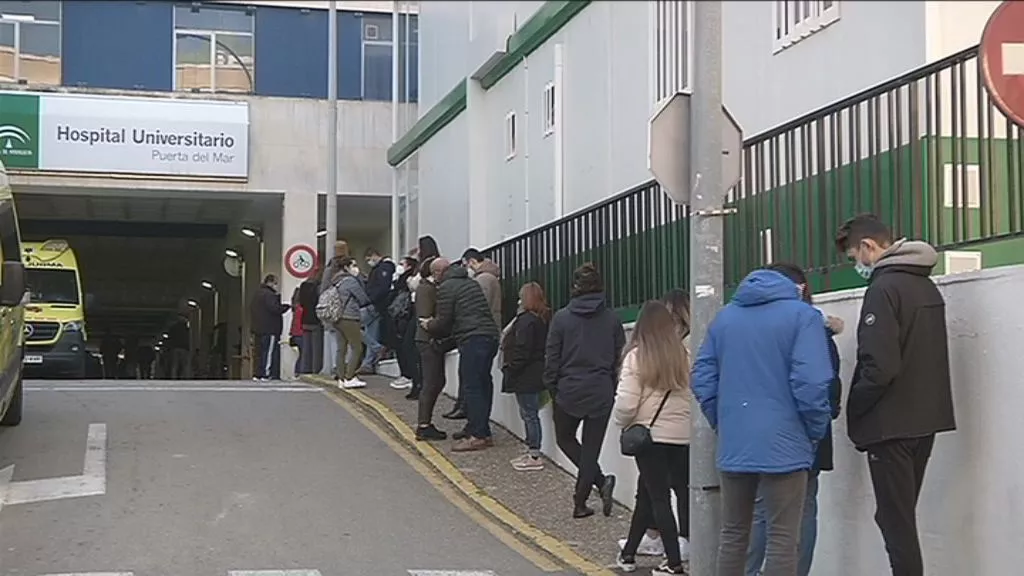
{"left": 614, "top": 301, "right": 691, "bottom": 575}
{"left": 501, "top": 282, "right": 552, "bottom": 472}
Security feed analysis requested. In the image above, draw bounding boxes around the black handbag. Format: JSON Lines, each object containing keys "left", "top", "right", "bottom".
{"left": 619, "top": 391, "right": 672, "bottom": 457}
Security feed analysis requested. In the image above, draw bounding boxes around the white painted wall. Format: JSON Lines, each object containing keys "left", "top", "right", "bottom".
{"left": 382, "top": 263, "right": 1024, "bottom": 575}
{"left": 416, "top": 114, "right": 471, "bottom": 257}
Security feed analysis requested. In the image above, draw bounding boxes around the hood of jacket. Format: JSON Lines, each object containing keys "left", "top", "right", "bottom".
{"left": 567, "top": 292, "right": 608, "bottom": 316}
{"left": 872, "top": 239, "right": 937, "bottom": 278}
{"left": 476, "top": 258, "right": 501, "bottom": 279}
{"left": 442, "top": 264, "right": 470, "bottom": 283}
{"left": 731, "top": 269, "right": 801, "bottom": 307}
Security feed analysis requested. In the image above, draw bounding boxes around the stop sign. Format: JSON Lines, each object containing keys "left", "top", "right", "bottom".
{"left": 981, "top": 1, "right": 1024, "bottom": 128}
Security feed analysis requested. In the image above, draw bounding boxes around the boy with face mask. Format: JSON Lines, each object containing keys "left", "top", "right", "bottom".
{"left": 834, "top": 214, "right": 956, "bottom": 576}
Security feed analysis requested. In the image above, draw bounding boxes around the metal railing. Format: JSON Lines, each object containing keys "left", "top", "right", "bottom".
{"left": 482, "top": 44, "right": 1024, "bottom": 322}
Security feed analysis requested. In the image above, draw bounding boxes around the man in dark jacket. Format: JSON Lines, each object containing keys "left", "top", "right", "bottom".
{"left": 423, "top": 258, "right": 499, "bottom": 452}
{"left": 835, "top": 214, "right": 955, "bottom": 576}
{"left": 414, "top": 255, "right": 447, "bottom": 441}
{"left": 250, "top": 274, "right": 291, "bottom": 381}
{"left": 298, "top": 267, "right": 324, "bottom": 374}
{"left": 543, "top": 263, "right": 625, "bottom": 519}
{"left": 166, "top": 315, "right": 191, "bottom": 379}
{"left": 359, "top": 247, "right": 396, "bottom": 375}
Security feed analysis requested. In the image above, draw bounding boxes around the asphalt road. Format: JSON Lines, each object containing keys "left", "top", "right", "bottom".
{"left": 0, "top": 379, "right": 569, "bottom": 576}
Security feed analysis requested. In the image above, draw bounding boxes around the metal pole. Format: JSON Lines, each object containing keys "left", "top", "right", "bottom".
{"left": 389, "top": 0, "right": 401, "bottom": 257}
{"left": 688, "top": 2, "right": 724, "bottom": 574}
{"left": 326, "top": 0, "right": 339, "bottom": 263}
{"left": 213, "top": 290, "right": 220, "bottom": 326}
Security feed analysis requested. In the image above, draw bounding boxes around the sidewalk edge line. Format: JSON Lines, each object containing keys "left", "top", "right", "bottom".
{"left": 306, "top": 376, "right": 615, "bottom": 576}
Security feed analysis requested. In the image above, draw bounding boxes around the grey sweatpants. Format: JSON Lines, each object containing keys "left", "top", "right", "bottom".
{"left": 718, "top": 470, "right": 807, "bottom": 576}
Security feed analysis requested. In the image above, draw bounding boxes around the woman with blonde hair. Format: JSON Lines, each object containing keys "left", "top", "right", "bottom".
{"left": 613, "top": 300, "right": 691, "bottom": 575}
{"left": 501, "top": 282, "right": 552, "bottom": 471}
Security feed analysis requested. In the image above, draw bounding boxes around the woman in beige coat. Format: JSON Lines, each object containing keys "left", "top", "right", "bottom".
{"left": 613, "top": 300, "right": 691, "bottom": 575}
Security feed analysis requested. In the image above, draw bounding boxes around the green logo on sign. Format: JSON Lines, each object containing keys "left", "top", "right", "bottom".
{"left": 0, "top": 94, "right": 39, "bottom": 169}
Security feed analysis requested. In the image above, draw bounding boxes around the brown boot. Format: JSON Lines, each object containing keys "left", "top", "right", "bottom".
{"left": 451, "top": 437, "right": 489, "bottom": 452}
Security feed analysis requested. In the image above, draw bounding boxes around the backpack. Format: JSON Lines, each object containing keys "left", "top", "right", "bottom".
{"left": 316, "top": 283, "right": 348, "bottom": 325}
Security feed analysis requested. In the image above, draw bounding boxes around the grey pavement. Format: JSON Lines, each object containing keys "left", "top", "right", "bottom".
{"left": 0, "top": 379, "right": 573, "bottom": 576}
{"left": 353, "top": 377, "right": 641, "bottom": 571}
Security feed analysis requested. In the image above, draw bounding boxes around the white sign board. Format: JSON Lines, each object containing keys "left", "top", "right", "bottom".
{"left": 0, "top": 91, "right": 249, "bottom": 178}
{"left": 647, "top": 91, "right": 743, "bottom": 204}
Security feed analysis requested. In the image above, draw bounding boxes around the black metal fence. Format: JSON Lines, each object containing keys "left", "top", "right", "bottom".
{"left": 483, "top": 44, "right": 1024, "bottom": 323}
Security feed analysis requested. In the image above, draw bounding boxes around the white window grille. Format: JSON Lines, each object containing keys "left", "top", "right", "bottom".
{"left": 772, "top": 1, "right": 840, "bottom": 53}
{"left": 505, "top": 111, "right": 517, "bottom": 160}
{"left": 542, "top": 83, "right": 556, "bottom": 137}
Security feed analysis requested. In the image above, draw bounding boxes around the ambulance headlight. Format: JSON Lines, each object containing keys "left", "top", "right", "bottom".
{"left": 63, "top": 321, "right": 83, "bottom": 333}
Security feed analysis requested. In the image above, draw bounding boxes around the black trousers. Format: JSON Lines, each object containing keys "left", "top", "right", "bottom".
{"left": 553, "top": 403, "right": 609, "bottom": 506}
{"left": 396, "top": 320, "right": 422, "bottom": 390}
{"left": 624, "top": 443, "right": 690, "bottom": 566}
{"left": 416, "top": 341, "right": 445, "bottom": 426}
{"left": 639, "top": 443, "right": 690, "bottom": 538}
{"left": 867, "top": 434, "right": 935, "bottom": 576}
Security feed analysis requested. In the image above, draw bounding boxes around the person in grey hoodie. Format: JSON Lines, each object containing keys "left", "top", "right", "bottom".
{"left": 462, "top": 248, "right": 503, "bottom": 328}
{"left": 544, "top": 262, "right": 625, "bottom": 519}
{"left": 329, "top": 257, "right": 372, "bottom": 386}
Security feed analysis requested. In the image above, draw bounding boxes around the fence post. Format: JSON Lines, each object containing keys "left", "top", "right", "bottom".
{"left": 689, "top": 1, "right": 724, "bottom": 574}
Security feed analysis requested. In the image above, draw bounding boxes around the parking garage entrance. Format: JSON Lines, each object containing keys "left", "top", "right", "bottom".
{"left": 16, "top": 188, "right": 282, "bottom": 380}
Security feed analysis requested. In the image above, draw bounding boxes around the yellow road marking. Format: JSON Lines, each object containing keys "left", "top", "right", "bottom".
{"left": 320, "top": 387, "right": 563, "bottom": 573}
{"left": 309, "top": 376, "right": 614, "bottom": 576}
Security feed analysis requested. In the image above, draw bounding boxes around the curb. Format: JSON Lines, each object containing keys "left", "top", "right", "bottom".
{"left": 304, "top": 375, "right": 616, "bottom": 576}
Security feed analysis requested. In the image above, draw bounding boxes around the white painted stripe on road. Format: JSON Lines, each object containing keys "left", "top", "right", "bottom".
{"left": 25, "top": 386, "right": 319, "bottom": 393}
{"left": 5, "top": 423, "right": 107, "bottom": 506}
{"left": 408, "top": 571, "right": 498, "bottom": 576}
{"left": 39, "top": 573, "right": 133, "bottom": 576}
{"left": 38, "top": 565, "right": 134, "bottom": 569}
{"left": 229, "top": 571, "right": 322, "bottom": 576}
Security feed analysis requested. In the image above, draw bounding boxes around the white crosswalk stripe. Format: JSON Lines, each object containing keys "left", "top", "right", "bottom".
{"left": 407, "top": 572, "right": 498, "bottom": 576}
{"left": 38, "top": 570, "right": 498, "bottom": 575}
{"left": 229, "top": 572, "right": 322, "bottom": 576}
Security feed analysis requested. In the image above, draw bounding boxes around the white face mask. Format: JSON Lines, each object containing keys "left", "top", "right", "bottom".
{"left": 466, "top": 267, "right": 477, "bottom": 278}
{"left": 349, "top": 266, "right": 360, "bottom": 276}
{"left": 395, "top": 264, "right": 406, "bottom": 277}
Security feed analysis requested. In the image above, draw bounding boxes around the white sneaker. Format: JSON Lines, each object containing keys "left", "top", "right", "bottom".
{"left": 389, "top": 377, "right": 412, "bottom": 390}
{"left": 618, "top": 533, "right": 665, "bottom": 557}
{"left": 342, "top": 378, "right": 367, "bottom": 389}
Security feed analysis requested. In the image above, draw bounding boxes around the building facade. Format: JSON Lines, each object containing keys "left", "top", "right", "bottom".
{"left": 2, "top": 0, "right": 421, "bottom": 378}
{"left": 392, "top": 0, "right": 1015, "bottom": 277}
{"left": 1, "top": 0, "right": 418, "bottom": 101}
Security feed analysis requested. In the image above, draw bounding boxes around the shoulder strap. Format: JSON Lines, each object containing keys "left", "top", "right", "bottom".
{"left": 649, "top": 390, "right": 672, "bottom": 427}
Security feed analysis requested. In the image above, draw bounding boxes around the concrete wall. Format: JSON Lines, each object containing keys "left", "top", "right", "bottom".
{"left": 4, "top": 86, "right": 415, "bottom": 198}
{"left": 383, "top": 264, "right": 1024, "bottom": 575}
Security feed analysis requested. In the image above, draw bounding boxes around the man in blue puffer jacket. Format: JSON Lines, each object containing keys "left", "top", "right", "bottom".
{"left": 691, "top": 268, "right": 833, "bottom": 576}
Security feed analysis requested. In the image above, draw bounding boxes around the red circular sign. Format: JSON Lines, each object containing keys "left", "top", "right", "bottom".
{"left": 284, "top": 244, "right": 317, "bottom": 279}
{"left": 981, "top": 1, "right": 1024, "bottom": 128}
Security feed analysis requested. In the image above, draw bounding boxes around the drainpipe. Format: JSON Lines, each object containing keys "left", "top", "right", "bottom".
{"left": 523, "top": 55, "right": 530, "bottom": 230}
{"left": 553, "top": 43, "right": 564, "bottom": 219}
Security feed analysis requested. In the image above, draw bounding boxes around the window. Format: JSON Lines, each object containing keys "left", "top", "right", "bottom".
{"left": 362, "top": 14, "right": 392, "bottom": 101}
{"left": 505, "top": 111, "right": 517, "bottom": 160}
{"left": 542, "top": 82, "right": 556, "bottom": 137}
{"left": 772, "top": 1, "right": 840, "bottom": 53}
{"left": 651, "top": 0, "right": 688, "bottom": 105}
{"left": 943, "top": 164, "right": 981, "bottom": 209}
{"left": 0, "top": 1, "right": 61, "bottom": 86}
{"left": 26, "top": 268, "right": 79, "bottom": 305}
{"left": 174, "top": 4, "right": 254, "bottom": 93}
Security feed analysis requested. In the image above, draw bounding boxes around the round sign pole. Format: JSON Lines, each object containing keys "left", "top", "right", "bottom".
{"left": 980, "top": 1, "right": 1024, "bottom": 129}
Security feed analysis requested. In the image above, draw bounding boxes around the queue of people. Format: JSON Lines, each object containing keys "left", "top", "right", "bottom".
{"left": 275, "top": 213, "right": 952, "bottom": 576}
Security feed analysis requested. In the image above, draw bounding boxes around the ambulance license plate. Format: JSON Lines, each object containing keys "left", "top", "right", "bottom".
{"left": 23, "top": 355, "right": 42, "bottom": 364}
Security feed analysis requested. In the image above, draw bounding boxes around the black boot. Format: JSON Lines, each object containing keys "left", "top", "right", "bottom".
{"left": 600, "top": 474, "right": 616, "bottom": 517}
{"left": 572, "top": 504, "right": 595, "bottom": 519}
{"left": 442, "top": 406, "right": 467, "bottom": 420}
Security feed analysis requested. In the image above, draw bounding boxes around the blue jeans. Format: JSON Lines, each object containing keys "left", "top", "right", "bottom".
{"left": 746, "top": 470, "right": 820, "bottom": 576}
{"left": 458, "top": 335, "right": 498, "bottom": 439}
{"left": 515, "top": 392, "right": 542, "bottom": 454}
{"left": 360, "top": 307, "right": 383, "bottom": 371}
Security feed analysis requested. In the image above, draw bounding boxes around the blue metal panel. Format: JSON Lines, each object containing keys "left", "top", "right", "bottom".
{"left": 254, "top": 7, "right": 328, "bottom": 98}
{"left": 62, "top": 1, "right": 173, "bottom": 91}
{"left": 338, "top": 11, "right": 362, "bottom": 100}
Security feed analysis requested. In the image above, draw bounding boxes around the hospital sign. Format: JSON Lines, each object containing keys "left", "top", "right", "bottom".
{"left": 0, "top": 91, "right": 249, "bottom": 178}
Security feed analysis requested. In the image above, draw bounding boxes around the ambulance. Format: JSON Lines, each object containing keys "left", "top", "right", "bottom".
{"left": 0, "top": 158, "right": 26, "bottom": 425}
{"left": 22, "top": 239, "right": 88, "bottom": 378}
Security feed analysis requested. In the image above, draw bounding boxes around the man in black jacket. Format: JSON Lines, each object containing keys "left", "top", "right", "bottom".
{"left": 360, "top": 247, "right": 396, "bottom": 375}
{"left": 835, "top": 214, "right": 956, "bottom": 576}
{"left": 423, "top": 258, "right": 499, "bottom": 452}
{"left": 250, "top": 274, "right": 291, "bottom": 381}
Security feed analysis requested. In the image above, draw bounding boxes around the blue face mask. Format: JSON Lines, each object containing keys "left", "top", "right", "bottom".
{"left": 854, "top": 261, "right": 873, "bottom": 280}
